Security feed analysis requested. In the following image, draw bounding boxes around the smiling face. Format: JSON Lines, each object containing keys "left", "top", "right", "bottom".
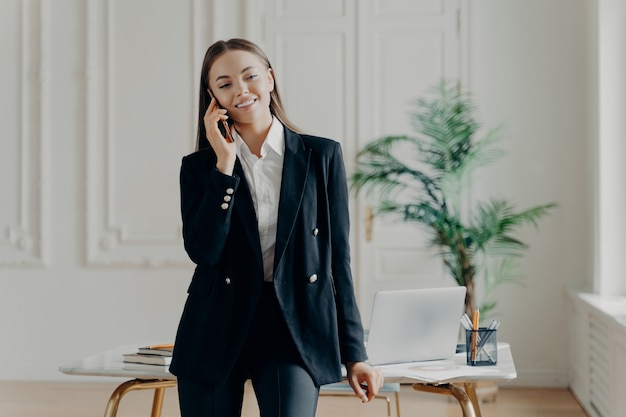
{"left": 207, "top": 50, "right": 275, "bottom": 128}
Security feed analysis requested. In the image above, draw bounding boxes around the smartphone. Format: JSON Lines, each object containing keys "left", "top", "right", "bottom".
{"left": 208, "top": 90, "right": 234, "bottom": 143}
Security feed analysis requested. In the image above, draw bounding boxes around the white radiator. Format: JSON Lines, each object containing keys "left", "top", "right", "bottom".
{"left": 589, "top": 319, "right": 610, "bottom": 417}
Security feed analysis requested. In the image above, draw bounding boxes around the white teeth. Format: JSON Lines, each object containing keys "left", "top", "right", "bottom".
{"left": 236, "top": 100, "right": 255, "bottom": 108}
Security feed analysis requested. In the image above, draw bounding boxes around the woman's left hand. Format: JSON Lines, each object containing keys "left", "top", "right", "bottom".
{"left": 346, "top": 361, "right": 385, "bottom": 403}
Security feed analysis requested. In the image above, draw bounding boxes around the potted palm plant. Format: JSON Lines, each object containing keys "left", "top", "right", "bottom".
{"left": 350, "top": 80, "right": 555, "bottom": 318}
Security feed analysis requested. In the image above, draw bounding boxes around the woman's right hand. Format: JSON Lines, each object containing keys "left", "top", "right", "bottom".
{"left": 204, "top": 98, "right": 236, "bottom": 175}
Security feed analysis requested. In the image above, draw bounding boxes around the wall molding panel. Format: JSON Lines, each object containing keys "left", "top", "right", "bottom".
{"left": 373, "top": 0, "right": 444, "bottom": 16}
{"left": 85, "top": 0, "right": 206, "bottom": 267}
{"left": 0, "top": 0, "right": 47, "bottom": 267}
{"left": 276, "top": 0, "right": 346, "bottom": 18}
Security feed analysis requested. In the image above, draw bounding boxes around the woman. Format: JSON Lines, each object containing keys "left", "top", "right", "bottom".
{"left": 170, "top": 38, "right": 383, "bottom": 417}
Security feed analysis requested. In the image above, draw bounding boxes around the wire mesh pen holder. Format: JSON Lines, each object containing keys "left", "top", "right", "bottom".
{"left": 466, "top": 328, "right": 498, "bottom": 366}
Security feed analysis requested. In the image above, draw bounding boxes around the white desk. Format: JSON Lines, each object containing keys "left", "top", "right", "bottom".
{"left": 60, "top": 343, "right": 516, "bottom": 417}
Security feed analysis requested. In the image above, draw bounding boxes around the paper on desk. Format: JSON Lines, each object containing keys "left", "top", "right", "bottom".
{"left": 376, "top": 359, "right": 498, "bottom": 382}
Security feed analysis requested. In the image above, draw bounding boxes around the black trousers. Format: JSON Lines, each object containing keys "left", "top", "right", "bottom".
{"left": 177, "top": 283, "right": 320, "bottom": 417}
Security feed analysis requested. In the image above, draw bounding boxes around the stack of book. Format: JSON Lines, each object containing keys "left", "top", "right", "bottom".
{"left": 122, "top": 344, "right": 173, "bottom": 372}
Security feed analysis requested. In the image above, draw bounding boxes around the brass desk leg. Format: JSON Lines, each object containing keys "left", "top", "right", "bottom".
{"left": 102, "top": 379, "right": 177, "bottom": 417}
{"left": 411, "top": 383, "right": 478, "bottom": 417}
{"left": 151, "top": 387, "right": 166, "bottom": 417}
{"left": 464, "top": 383, "right": 482, "bottom": 417}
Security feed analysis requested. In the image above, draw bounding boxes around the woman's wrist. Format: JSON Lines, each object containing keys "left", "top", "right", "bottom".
{"left": 215, "top": 159, "right": 235, "bottom": 176}
{"left": 346, "top": 361, "right": 364, "bottom": 371}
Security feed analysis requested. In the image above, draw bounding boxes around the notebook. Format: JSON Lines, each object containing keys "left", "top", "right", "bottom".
{"left": 365, "top": 286, "right": 467, "bottom": 365}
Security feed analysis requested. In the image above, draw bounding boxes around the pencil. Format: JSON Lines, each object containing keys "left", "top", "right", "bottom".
{"left": 471, "top": 308, "right": 480, "bottom": 363}
{"left": 147, "top": 343, "right": 174, "bottom": 350}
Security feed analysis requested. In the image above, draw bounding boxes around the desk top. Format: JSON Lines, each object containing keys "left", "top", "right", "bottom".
{"left": 59, "top": 345, "right": 175, "bottom": 381}
{"left": 380, "top": 343, "right": 517, "bottom": 383}
{"left": 59, "top": 343, "right": 516, "bottom": 384}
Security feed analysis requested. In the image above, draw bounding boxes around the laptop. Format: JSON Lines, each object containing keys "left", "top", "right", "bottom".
{"left": 365, "top": 286, "right": 467, "bottom": 365}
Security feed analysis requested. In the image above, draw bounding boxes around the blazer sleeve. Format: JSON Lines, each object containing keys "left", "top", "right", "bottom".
{"left": 180, "top": 154, "right": 240, "bottom": 265}
{"left": 327, "top": 142, "right": 368, "bottom": 363}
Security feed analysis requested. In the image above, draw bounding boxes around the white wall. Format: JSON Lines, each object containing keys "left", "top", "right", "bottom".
{"left": 0, "top": 0, "right": 594, "bottom": 386}
{"left": 468, "top": 0, "right": 593, "bottom": 386}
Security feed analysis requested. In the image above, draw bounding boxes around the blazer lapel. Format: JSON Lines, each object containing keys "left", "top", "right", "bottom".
{"left": 274, "top": 129, "right": 311, "bottom": 272}
{"left": 233, "top": 158, "right": 264, "bottom": 269}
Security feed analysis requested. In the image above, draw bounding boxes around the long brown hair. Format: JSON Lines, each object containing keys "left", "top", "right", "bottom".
{"left": 195, "top": 38, "right": 300, "bottom": 151}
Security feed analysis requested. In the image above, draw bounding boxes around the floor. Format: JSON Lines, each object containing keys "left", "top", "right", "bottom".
{"left": 0, "top": 381, "right": 588, "bottom": 417}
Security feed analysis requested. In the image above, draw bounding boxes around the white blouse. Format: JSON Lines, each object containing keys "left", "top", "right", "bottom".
{"left": 233, "top": 117, "right": 285, "bottom": 282}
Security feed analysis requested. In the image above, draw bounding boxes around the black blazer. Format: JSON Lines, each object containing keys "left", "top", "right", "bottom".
{"left": 169, "top": 127, "right": 367, "bottom": 386}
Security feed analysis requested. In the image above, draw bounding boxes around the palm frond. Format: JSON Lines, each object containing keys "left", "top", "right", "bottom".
{"left": 467, "top": 200, "right": 555, "bottom": 251}
{"left": 376, "top": 200, "right": 407, "bottom": 216}
{"left": 351, "top": 136, "right": 446, "bottom": 205}
{"left": 402, "top": 202, "right": 445, "bottom": 224}
{"left": 410, "top": 80, "right": 480, "bottom": 174}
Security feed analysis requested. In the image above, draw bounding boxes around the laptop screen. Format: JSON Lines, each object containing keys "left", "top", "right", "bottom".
{"left": 365, "top": 286, "right": 466, "bottom": 365}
